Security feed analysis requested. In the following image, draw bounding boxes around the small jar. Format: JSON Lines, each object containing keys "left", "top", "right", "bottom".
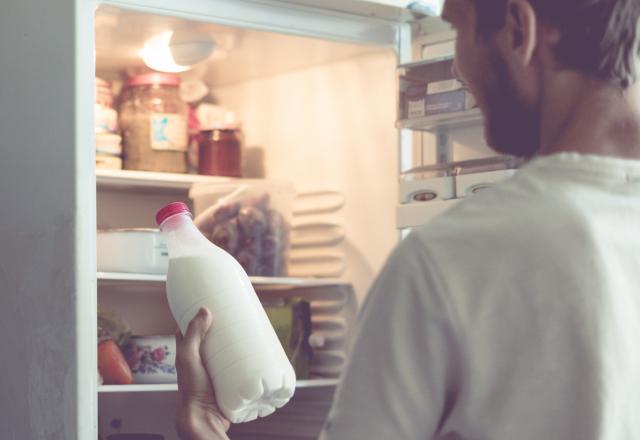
{"left": 198, "top": 128, "right": 242, "bottom": 177}
{"left": 119, "top": 73, "right": 188, "bottom": 173}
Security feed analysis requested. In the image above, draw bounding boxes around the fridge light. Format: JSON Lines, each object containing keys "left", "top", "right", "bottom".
{"left": 140, "top": 30, "right": 216, "bottom": 73}
{"left": 140, "top": 31, "right": 190, "bottom": 73}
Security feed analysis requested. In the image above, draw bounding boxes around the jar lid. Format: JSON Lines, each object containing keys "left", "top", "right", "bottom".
{"left": 127, "top": 73, "right": 181, "bottom": 88}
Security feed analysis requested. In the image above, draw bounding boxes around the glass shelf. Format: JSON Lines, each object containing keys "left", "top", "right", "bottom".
{"left": 397, "top": 108, "right": 483, "bottom": 132}
{"left": 98, "top": 379, "right": 339, "bottom": 393}
{"left": 97, "top": 272, "right": 349, "bottom": 289}
{"left": 96, "top": 169, "right": 233, "bottom": 192}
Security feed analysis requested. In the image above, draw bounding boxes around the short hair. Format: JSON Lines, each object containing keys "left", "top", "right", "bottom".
{"left": 472, "top": 0, "right": 640, "bottom": 88}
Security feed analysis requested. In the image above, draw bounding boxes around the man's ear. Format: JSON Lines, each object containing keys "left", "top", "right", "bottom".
{"left": 502, "top": 0, "right": 538, "bottom": 66}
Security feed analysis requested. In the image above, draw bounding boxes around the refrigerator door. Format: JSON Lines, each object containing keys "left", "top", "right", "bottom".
{"left": 272, "top": 0, "right": 443, "bottom": 20}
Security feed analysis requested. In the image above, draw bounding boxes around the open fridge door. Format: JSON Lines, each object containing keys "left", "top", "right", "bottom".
{"left": 272, "top": 0, "right": 443, "bottom": 21}
{"left": 92, "top": 1, "right": 420, "bottom": 439}
{"left": 392, "top": 3, "right": 524, "bottom": 234}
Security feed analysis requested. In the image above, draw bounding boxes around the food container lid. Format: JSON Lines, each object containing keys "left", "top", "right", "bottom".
{"left": 98, "top": 228, "right": 160, "bottom": 234}
{"left": 127, "top": 73, "right": 181, "bottom": 88}
{"left": 156, "top": 202, "right": 192, "bottom": 226}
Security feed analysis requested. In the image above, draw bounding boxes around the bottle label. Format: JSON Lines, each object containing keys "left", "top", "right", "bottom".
{"left": 154, "top": 242, "right": 169, "bottom": 258}
{"left": 150, "top": 113, "right": 188, "bottom": 152}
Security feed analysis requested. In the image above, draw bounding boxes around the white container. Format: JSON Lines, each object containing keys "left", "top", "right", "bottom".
{"left": 156, "top": 202, "right": 296, "bottom": 423}
{"left": 455, "top": 169, "right": 517, "bottom": 198}
{"left": 399, "top": 175, "right": 455, "bottom": 203}
{"left": 97, "top": 229, "right": 168, "bottom": 274}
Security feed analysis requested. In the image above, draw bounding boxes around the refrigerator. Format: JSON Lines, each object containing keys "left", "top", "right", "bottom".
{"left": 0, "top": 0, "right": 510, "bottom": 438}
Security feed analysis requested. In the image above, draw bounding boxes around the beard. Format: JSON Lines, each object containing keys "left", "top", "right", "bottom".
{"left": 481, "top": 50, "right": 541, "bottom": 158}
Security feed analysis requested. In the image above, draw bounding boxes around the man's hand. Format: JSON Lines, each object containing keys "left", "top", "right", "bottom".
{"left": 175, "top": 307, "right": 231, "bottom": 440}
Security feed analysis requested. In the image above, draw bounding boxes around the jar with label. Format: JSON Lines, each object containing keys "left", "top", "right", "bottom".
{"left": 198, "top": 128, "right": 243, "bottom": 177}
{"left": 119, "top": 73, "right": 188, "bottom": 173}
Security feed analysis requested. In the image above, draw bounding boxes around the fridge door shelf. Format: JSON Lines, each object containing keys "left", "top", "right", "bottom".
{"left": 396, "top": 199, "right": 461, "bottom": 229}
{"left": 398, "top": 54, "right": 454, "bottom": 71}
{"left": 397, "top": 108, "right": 483, "bottom": 132}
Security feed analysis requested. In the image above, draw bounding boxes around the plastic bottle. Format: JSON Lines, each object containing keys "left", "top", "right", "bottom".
{"left": 156, "top": 202, "right": 296, "bottom": 423}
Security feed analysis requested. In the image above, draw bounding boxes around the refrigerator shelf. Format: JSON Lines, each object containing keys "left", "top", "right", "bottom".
{"left": 98, "top": 379, "right": 339, "bottom": 393}
{"left": 97, "top": 272, "right": 349, "bottom": 289}
{"left": 398, "top": 55, "right": 455, "bottom": 71}
{"left": 396, "top": 199, "right": 461, "bottom": 229}
{"left": 96, "top": 169, "right": 233, "bottom": 192}
{"left": 396, "top": 108, "right": 482, "bottom": 132}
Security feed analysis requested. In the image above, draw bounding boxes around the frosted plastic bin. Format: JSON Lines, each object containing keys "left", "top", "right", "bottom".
{"left": 189, "top": 181, "right": 295, "bottom": 277}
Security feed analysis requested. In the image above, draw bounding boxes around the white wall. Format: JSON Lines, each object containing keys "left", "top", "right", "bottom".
{"left": 214, "top": 50, "right": 399, "bottom": 302}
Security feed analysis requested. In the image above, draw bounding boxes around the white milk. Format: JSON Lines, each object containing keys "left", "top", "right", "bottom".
{"left": 157, "top": 204, "right": 296, "bottom": 423}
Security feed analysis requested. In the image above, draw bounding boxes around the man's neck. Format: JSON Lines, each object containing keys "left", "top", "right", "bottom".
{"left": 537, "top": 73, "right": 640, "bottom": 160}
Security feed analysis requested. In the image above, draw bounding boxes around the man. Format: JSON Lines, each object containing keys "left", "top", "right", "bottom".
{"left": 174, "top": 0, "right": 640, "bottom": 438}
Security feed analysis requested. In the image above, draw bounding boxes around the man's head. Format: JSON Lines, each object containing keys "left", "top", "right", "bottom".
{"left": 441, "top": 0, "right": 640, "bottom": 157}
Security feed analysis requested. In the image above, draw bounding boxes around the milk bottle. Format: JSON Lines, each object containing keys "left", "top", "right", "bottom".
{"left": 156, "top": 202, "right": 296, "bottom": 423}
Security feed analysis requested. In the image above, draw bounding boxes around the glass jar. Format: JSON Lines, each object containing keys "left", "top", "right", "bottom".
{"left": 119, "top": 73, "right": 188, "bottom": 173}
{"left": 198, "top": 129, "right": 242, "bottom": 177}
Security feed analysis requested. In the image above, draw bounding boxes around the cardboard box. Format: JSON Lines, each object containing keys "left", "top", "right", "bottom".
{"left": 427, "top": 79, "right": 464, "bottom": 95}
{"left": 425, "top": 89, "right": 476, "bottom": 116}
{"left": 404, "top": 86, "right": 475, "bottom": 119}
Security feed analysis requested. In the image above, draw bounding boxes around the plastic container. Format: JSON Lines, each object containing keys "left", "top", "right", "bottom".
{"left": 119, "top": 73, "right": 188, "bottom": 173}
{"left": 156, "top": 202, "right": 296, "bottom": 423}
{"left": 189, "top": 181, "right": 294, "bottom": 277}
{"left": 97, "top": 229, "right": 168, "bottom": 274}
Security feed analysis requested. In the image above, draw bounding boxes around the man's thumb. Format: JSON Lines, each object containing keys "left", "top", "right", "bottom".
{"left": 184, "top": 307, "right": 213, "bottom": 343}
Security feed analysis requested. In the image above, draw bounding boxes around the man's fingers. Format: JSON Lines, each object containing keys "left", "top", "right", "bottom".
{"left": 177, "top": 307, "right": 213, "bottom": 367}
{"left": 185, "top": 307, "right": 213, "bottom": 343}
{"left": 176, "top": 308, "right": 216, "bottom": 399}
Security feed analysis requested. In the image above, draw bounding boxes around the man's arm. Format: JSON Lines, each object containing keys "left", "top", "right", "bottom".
{"left": 175, "top": 308, "right": 231, "bottom": 440}
{"left": 320, "top": 235, "right": 462, "bottom": 439}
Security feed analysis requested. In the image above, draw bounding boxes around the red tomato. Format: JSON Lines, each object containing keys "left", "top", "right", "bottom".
{"left": 98, "top": 340, "right": 134, "bottom": 385}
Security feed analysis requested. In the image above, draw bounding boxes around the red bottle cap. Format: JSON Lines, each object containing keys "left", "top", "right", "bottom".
{"left": 156, "top": 202, "right": 192, "bottom": 226}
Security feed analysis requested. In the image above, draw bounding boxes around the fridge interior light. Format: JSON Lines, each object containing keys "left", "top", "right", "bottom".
{"left": 140, "top": 30, "right": 216, "bottom": 73}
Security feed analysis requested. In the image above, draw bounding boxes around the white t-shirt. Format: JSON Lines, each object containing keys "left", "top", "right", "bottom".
{"left": 320, "top": 153, "right": 640, "bottom": 440}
